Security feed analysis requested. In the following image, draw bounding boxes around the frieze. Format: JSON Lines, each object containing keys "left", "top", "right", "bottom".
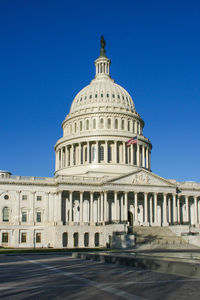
{"left": 132, "top": 174, "right": 150, "bottom": 185}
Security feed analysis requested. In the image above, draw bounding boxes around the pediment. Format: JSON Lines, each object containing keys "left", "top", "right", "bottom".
{"left": 106, "top": 169, "right": 175, "bottom": 187}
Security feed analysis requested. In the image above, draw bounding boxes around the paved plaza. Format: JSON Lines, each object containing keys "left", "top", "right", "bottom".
{"left": 0, "top": 253, "right": 200, "bottom": 299}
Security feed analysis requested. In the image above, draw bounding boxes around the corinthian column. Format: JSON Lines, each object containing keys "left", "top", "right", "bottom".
{"left": 134, "top": 193, "right": 139, "bottom": 225}
{"left": 162, "top": 194, "right": 168, "bottom": 226}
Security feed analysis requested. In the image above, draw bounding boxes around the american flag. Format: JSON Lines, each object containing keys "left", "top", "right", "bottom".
{"left": 126, "top": 136, "right": 138, "bottom": 146}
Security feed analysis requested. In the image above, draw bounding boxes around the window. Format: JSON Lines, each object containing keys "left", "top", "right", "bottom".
{"left": 36, "top": 232, "right": 41, "bottom": 243}
{"left": 93, "top": 119, "right": 96, "bottom": 129}
{"left": 108, "top": 145, "right": 112, "bottom": 162}
{"left": 4, "top": 194, "right": 9, "bottom": 200}
{"left": 115, "top": 119, "right": 118, "bottom": 129}
{"left": 22, "top": 211, "right": 27, "bottom": 223}
{"left": 86, "top": 119, "right": 89, "bottom": 130}
{"left": 80, "top": 121, "right": 82, "bottom": 131}
{"left": 108, "top": 118, "right": 111, "bottom": 129}
{"left": 84, "top": 147, "right": 87, "bottom": 162}
{"left": 121, "top": 119, "right": 124, "bottom": 130}
{"left": 128, "top": 120, "right": 130, "bottom": 131}
{"left": 95, "top": 233, "right": 99, "bottom": 247}
{"left": 2, "top": 233, "right": 8, "bottom": 243}
{"left": 36, "top": 212, "right": 41, "bottom": 223}
{"left": 70, "top": 124, "right": 72, "bottom": 134}
{"left": 22, "top": 195, "right": 28, "bottom": 201}
{"left": 84, "top": 233, "right": 89, "bottom": 247}
{"left": 74, "top": 123, "right": 77, "bottom": 133}
{"left": 95, "top": 94, "right": 97, "bottom": 98}
{"left": 3, "top": 207, "right": 9, "bottom": 222}
{"left": 99, "top": 145, "right": 104, "bottom": 162}
{"left": 112, "top": 94, "right": 115, "bottom": 98}
{"left": 37, "top": 196, "right": 42, "bottom": 201}
{"left": 73, "top": 232, "right": 78, "bottom": 247}
{"left": 100, "top": 118, "right": 104, "bottom": 129}
{"left": 89, "top": 95, "right": 92, "bottom": 99}
{"left": 101, "top": 93, "right": 103, "bottom": 98}
{"left": 107, "top": 93, "right": 109, "bottom": 98}
{"left": 21, "top": 232, "right": 26, "bottom": 243}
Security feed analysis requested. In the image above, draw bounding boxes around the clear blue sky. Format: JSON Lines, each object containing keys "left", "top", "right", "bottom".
{"left": 0, "top": 0, "right": 200, "bottom": 182}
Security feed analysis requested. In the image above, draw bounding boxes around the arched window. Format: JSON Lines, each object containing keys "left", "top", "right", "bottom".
{"left": 137, "top": 122, "right": 140, "bottom": 134}
{"left": 74, "top": 123, "right": 77, "bottom": 133}
{"left": 84, "top": 232, "right": 89, "bottom": 247}
{"left": 100, "top": 118, "right": 104, "bottom": 129}
{"left": 95, "top": 233, "right": 99, "bottom": 247}
{"left": 86, "top": 119, "right": 89, "bottom": 130}
{"left": 121, "top": 119, "right": 124, "bottom": 130}
{"left": 114, "top": 119, "right": 118, "bottom": 129}
{"left": 70, "top": 124, "right": 72, "bottom": 134}
{"left": 80, "top": 121, "right": 82, "bottom": 131}
{"left": 73, "top": 232, "right": 79, "bottom": 247}
{"left": 108, "top": 118, "right": 111, "bottom": 129}
{"left": 93, "top": 119, "right": 96, "bottom": 129}
{"left": 3, "top": 207, "right": 9, "bottom": 222}
{"left": 62, "top": 232, "right": 68, "bottom": 247}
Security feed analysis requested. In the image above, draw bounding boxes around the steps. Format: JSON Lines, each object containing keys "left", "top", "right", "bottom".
{"left": 132, "top": 226, "right": 198, "bottom": 250}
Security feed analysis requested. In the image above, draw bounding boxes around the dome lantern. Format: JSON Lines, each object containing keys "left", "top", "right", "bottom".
{"left": 95, "top": 36, "right": 111, "bottom": 78}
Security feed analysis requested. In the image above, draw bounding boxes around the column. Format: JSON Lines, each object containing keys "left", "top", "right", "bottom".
{"left": 154, "top": 193, "right": 157, "bottom": 225}
{"left": 79, "top": 143, "right": 82, "bottom": 165}
{"left": 168, "top": 197, "right": 171, "bottom": 224}
{"left": 100, "top": 193, "right": 104, "bottom": 222}
{"left": 114, "top": 141, "right": 117, "bottom": 163}
{"left": 142, "top": 146, "right": 145, "bottom": 168}
{"left": 173, "top": 194, "right": 177, "bottom": 223}
{"left": 124, "top": 192, "right": 128, "bottom": 222}
{"left": 105, "top": 141, "right": 108, "bottom": 163}
{"left": 104, "top": 191, "right": 107, "bottom": 222}
{"left": 60, "top": 148, "right": 63, "bottom": 168}
{"left": 87, "top": 142, "right": 90, "bottom": 163}
{"left": 149, "top": 196, "right": 153, "bottom": 225}
{"left": 146, "top": 148, "right": 149, "bottom": 169}
{"left": 80, "top": 192, "right": 83, "bottom": 223}
{"left": 45, "top": 192, "right": 49, "bottom": 223}
{"left": 143, "top": 193, "right": 148, "bottom": 225}
{"left": 134, "top": 193, "right": 139, "bottom": 225}
{"left": 194, "top": 196, "right": 198, "bottom": 225}
{"left": 97, "top": 195, "right": 100, "bottom": 222}
{"left": 114, "top": 191, "right": 118, "bottom": 221}
{"left": 123, "top": 142, "right": 126, "bottom": 164}
{"left": 185, "top": 196, "right": 189, "bottom": 223}
{"left": 90, "top": 192, "right": 94, "bottom": 223}
{"left": 30, "top": 191, "right": 35, "bottom": 224}
{"left": 96, "top": 141, "right": 99, "bottom": 163}
{"left": 121, "top": 194, "right": 124, "bottom": 221}
{"left": 177, "top": 197, "right": 180, "bottom": 224}
{"left": 70, "top": 145, "right": 74, "bottom": 166}
{"left": 130, "top": 144, "right": 134, "bottom": 165}
{"left": 162, "top": 194, "right": 168, "bottom": 226}
{"left": 69, "top": 191, "right": 73, "bottom": 223}
{"left": 137, "top": 144, "right": 140, "bottom": 166}
{"left": 16, "top": 191, "right": 21, "bottom": 224}
{"left": 57, "top": 192, "right": 62, "bottom": 225}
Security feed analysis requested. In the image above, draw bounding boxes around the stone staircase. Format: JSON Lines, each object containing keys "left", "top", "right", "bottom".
{"left": 132, "top": 226, "right": 199, "bottom": 250}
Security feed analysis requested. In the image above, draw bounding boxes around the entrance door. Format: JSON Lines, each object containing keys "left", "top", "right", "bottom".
{"left": 128, "top": 211, "right": 133, "bottom": 226}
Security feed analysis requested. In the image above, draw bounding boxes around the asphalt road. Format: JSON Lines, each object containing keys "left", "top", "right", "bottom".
{"left": 0, "top": 253, "right": 200, "bottom": 300}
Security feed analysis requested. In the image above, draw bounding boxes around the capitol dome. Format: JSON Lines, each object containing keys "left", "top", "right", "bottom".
{"left": 55, "top": 37, "right": 152, "bottom": 177}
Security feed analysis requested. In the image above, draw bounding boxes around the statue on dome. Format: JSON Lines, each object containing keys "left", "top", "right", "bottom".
{"left": 100, "top": 35, "right": 106, "bottom": 57}
{"left": 101, "top": 35, "right": 106, "bottom": 49}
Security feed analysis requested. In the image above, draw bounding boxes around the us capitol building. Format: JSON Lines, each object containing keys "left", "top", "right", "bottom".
{"left": 1, "top": 37, "right": 200, "bottom": 248}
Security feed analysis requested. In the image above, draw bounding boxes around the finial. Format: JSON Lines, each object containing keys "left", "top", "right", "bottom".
{"left": 100, "top": 35, "right": 106, "bottom": 57}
